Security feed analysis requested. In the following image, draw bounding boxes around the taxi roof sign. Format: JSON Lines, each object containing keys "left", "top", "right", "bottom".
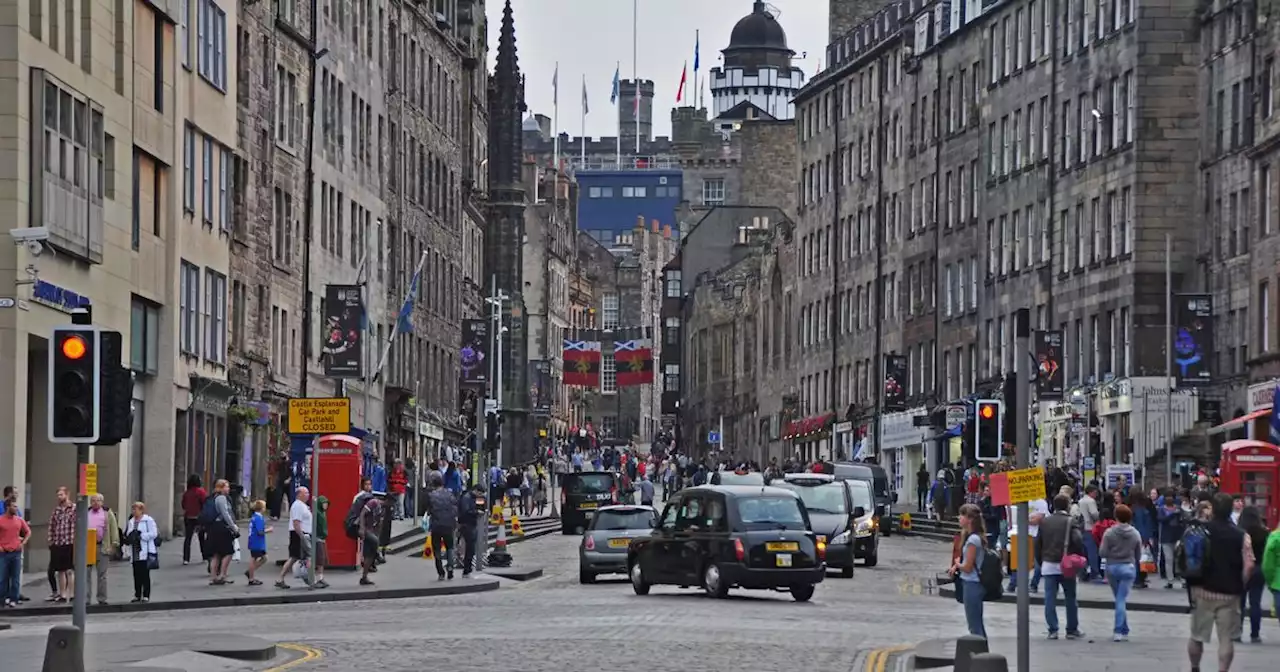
{"left": 287, "top": 397, "right": 352, "bottom": 435}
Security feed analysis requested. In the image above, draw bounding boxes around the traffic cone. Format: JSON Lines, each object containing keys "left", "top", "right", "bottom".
{"left": 422, "top": 533, "right": 434, "bottom": 560}
{"left": 511, "top": 513, "right": 524, "bottom": 536}
{"left": 487, "top": 500, "right": 513, "bottom": 568}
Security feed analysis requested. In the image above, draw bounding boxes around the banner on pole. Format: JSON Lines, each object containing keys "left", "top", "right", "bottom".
{"left": 322, "top": 285, "right": 364, "bottom": 378}
{"left": 460, "top": 319, "right": 489, "bottom": 385}
{"left": 1034, "top": 330, "right": 1065, "bottom": 400}
{"left": 1175, "top": 294, "right": 1214, "bottom": 385}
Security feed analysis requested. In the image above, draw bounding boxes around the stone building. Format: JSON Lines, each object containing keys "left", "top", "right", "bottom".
{"left": 789, "top": 0, "right": 1210, "bottom": 496}
{"left": 521, "top": 112, "right": 677, "bottom": 172}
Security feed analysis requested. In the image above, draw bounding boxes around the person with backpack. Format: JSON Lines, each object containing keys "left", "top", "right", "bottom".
{"left": 1036, "top": 493, "right": 1086, "bottom": 640}
{"left": 1184, "top": 493, "right": 1254, "bottom": 672}
{"left": 424, "top": 474, "right": 459, "bottom": 580}
{"left": 1100, "top": 504, "right": 1143, "bottom": 641}
{"left": 951, "top": 503, "right": 997, "bottom": 638}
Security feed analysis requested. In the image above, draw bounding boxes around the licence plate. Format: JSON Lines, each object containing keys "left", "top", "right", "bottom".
{"left": 608, "top": 538, "right": 629, "bottom": 548}
{"left": 766, "top": 542, "right": 798, "bottom": 552}
{"left": 775, "top": 553, "right": 793, "bottom": 567}
{"left": 579, "top": 503, "right": 598, "bottom": 510}
{"left": 817, "top": 535, "right": 827, "bottom": 543}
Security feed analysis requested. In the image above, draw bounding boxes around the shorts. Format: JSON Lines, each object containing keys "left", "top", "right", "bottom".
{"left": 1189, "top": 594, "right": 1241, "bottom": 643}
{"left": 362, "top": 533, "right": 379, "bottom": 560}
{"left": 288, "top": 531, "right": 305, "bottom": 560}
{"left": 250, "top": 549, "right": 267, "bottom": 559}
{"left": 314, "top": 540, "right": 328, "bottom": 567}
{"left": 49, "top": 544, "right": 74, "bottom": 572}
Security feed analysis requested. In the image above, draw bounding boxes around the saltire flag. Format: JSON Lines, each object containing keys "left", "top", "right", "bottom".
{"left": 396, "top": 253, "right": 427, "bottom": 334}
{"left": 610, "top": 64, "right": 621, "bottom": 104}
{"left": 563, "top": 334, "right": 602, "bottom": 387}
{"left": 676, "top": 61, "right": 688, "bottom": 103}
{"left": 614, "top": 328, "right": 654, "bottom": 387}
{"left": 693, "top": 30, "right": 700, "bottom": 74}
{"left": 1270, "top": 385, "right": 1280, "bottom": 444}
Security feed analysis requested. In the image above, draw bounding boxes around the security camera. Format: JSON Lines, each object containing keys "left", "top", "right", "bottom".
{"left": 9, "top": 227, "right": 50, "bottom": 243}
{"left": 25, "top": 240, "right": 44, "bottom": 257}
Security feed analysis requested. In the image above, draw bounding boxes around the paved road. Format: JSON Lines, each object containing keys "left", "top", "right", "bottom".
{"left": 1, "top": 533, "right": 1277, "bottom": 671}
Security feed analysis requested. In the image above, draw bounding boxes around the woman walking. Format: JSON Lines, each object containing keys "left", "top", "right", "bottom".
{"left": 951, "top": 503, "right": 989, "bottom": 639}
{"left": 180, "top": 475, "right": 207, "bottom": 566}
{"left": 1099, "top": 504, "right": 1142, "bottom": 641}
{"left": 1238, "top": 507, "right": 1270, "bottom": 643}
{"left": 124, "top": 502, "right": 157, "bottom": 603}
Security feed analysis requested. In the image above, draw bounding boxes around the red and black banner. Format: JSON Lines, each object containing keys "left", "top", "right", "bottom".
{"left": 563, "top": 330, "right": 602, "bottom": 387}
{"left": 615, "top": 327, "right": 654, "bottom": 388}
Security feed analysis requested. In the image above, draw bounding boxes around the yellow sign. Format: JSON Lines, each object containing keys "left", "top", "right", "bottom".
{"left": 86, "top": 529, "right": 97, "bottom": 566}
{"left": 80, "top": 463, "right": 98, "bottom": 496}
{"left": 1006, "top": 466, "right": 1047, "bottom": 504}
{"left": 287, "top": 397, "right": 352, "bottom": 435}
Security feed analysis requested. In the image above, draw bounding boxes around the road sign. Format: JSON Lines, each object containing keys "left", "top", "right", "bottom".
{"left": 707, "top": 431, "right": 721, "bottom": 444}
{"left": 287, "top": 397, "right": 352, "bottom": 435}
{"left": 988, "top": 466, "right": 1047, "bottom": 506}
{"left": 79, "top": 463, "right": 97, "bottom": 496}
{"left": 945, "top": 404, "right": 967, "bottom": 427}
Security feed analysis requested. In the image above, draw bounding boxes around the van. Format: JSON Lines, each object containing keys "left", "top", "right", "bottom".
{"left": 829, "top": 462, "right": 896, "bottom": 535}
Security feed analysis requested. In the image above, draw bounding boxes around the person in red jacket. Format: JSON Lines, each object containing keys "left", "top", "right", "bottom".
{"left": 388, "top": 460, "right": 408, "bottom": 520}
{"left": 180, "top": 475, "right": 208, "bottom": 565}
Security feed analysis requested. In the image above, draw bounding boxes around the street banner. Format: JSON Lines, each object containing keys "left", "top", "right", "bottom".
{"left": 529, "top": 360, "right": 552, "bottom": 415}
{"left": 460, "top": 319, "right": 488, "bottom": 385}
{"left": 563, "top": 330, "right": 602, "bottom": 387}
{"left": 884, "top": 354, "right": 907, "bottom": 410}
{"left": 615, "top": 327, "right": 654, "bottom": 387}
{"left": 1175, "top": 294, "right": 1214, "bottom": 385}
{"left": 322, "top": 285, "right": 364, "bottom": 378}
{"left": 1034, "top": 330, "right": 1064, "bottom": 400}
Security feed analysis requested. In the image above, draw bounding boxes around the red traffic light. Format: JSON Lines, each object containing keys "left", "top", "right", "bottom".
{"left": 61, "top": 335, "right": 88, "bottom": 360}
{"left": 979, "top": 403, "right": 996, "bottom": 420}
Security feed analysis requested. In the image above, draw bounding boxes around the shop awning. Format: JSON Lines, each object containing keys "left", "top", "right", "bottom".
{"left": 1207, "top": 408, "right": 1273, "bottom": 436}
{"left": 783, "top": 413, "right": 836, "bottom": 440}
{"left": 924, "top": 425, "right": 962, "bottom": 443}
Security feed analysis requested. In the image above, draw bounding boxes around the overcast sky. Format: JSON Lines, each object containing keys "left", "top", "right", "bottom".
{"left": 486, "top": 0, "right": 827, "bottom": 138}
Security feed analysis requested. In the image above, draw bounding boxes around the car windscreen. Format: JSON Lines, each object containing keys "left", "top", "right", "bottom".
{"left": 717, "top": 471, "right": 764, "bottom": 486}
{"left": 769, "top": 482, "right": 848, "bottom": 515}
{"left": 567, "top": 473, "right": 615, "bottom": 495}
{"left": 872, "top": 477, "right": 890, "bottom": 498}
{"left": 734, "top": 496, "right": 808, "bottom": 530}
{"left": 591, "top": 509, "right": 657, "bottom": 531}
{"left": 847, "top": 482, "right": 874, "bottom": 511}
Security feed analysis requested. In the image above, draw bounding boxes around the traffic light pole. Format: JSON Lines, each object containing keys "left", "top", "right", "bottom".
{"left": 70, "top": 307, "right": 91, "bottom": 633}
{"left": 1014, "top": 308, "right": 1031, "bottom": 672}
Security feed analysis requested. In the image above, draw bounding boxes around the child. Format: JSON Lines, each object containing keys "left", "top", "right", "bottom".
{"left": 312, "top": 496, "right": 330, "bottom": 589}
{"left": 245, "top": 500, "right": 272, "bottom": 586}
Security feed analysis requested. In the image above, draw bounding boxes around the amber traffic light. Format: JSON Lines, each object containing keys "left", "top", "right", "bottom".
{"left": 973, "top": 399, "right": 1003, "bottom": 462}
{"left": 49, "top": 327, "right": 100, "bottom": 443}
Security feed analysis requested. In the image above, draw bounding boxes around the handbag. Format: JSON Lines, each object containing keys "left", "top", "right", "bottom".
{"left": 147, "top": 551, "right": 159, "bottom": 570}
{"left": 1139, "top": 545, "right": 1157, "bottom": 574}
{"left": 1061, "top": 553, "right": 1087, "bottom": 579}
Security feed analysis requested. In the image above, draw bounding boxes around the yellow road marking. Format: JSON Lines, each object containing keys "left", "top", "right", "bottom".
{"left": 865, "top": 644, "right": 914, "bottom": 672}
{"left": 265, "top": 642, "right": 323, "bottom": 671}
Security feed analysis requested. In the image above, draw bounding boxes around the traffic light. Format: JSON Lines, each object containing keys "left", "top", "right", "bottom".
{"left": 49, "top": 326, "right": 101, "bottom": 443}
{"left": 94, "top": 331, "right": 134, "bottom": 446}
{"left": 973, "top": 399, "right": 1003, "bottom": 462}
{"left": 484, "top": 411, "right": 501, "bottom": 454}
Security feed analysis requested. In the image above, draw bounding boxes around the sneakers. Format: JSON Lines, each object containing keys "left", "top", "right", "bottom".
{"left": 275, "top": 581, "right": 291, "bottom": 589}
{"left": 1112, "top": 634, "right": 1128, "bottom": 642}
{"left": 1065, "top": 631, "right": 1084, "bottom": 640}
{"left": 447, "top": 570, "right": 454, "bottom": 580}
{"left": 1046, "top": 632, "right": 1059, "bottom": 640}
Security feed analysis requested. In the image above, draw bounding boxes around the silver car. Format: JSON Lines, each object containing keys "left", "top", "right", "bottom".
{"left": 578, "top": 505, "right": 658, "bottom": 584}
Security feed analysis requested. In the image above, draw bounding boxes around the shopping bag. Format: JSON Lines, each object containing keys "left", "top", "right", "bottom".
{"left": 422, "top": 533, "right": 434, "bottom": 560}
{"left": 1139, "top": 546, "right": 1157, "bottom": 574}
{"left": 293, "top": 558, "right": 309, "bottom": 579}
{"left": 232, "top": 538, "right": 242, "bottom": 562}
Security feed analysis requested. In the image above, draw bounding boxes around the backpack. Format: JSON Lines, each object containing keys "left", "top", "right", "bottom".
{"left": 345, "top": 493, "right": 373, "bottom": 539}
{"left": 198, "top": 495, "right": 219, "bottom": 526}
{"left": 978, "top": 547, "right": 1004, "bottom": 601}
{"left": 1175, "top": 521, "right": 1213, "bottom": 580}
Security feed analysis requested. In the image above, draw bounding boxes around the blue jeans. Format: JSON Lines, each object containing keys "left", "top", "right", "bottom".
{"left": 1043, "top": 574, "right": 1080, "bottom": 635}
{"left": 1082, "top": 532, "right": 1101, "bottom": 580}
{"left": 0, "top": 551, "right": 20, "bottom": 603}
{"left": 1106, "top": 562, "right": 1136, "bottom": 635}
{"left": 1241, "top": 568, "right": 1266, "bottom": 638}
{"left": 961, "top": 578, "right": 987, "bottom": 639}
{"left": 1008, "top": 564, "right": 1042, "bottom": 591}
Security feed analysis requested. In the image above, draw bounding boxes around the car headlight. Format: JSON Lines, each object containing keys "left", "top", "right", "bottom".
{"left": 830, "top": 530, "right": 852, "bottom": 545}
{"left": 855, "top": 520, "right": 874, "bottom": 537}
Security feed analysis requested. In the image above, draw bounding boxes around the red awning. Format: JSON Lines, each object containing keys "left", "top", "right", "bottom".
{"left": 1207, "top": 408, "right": 1272, "bottom": 436}
{"left": 783, "top": 413, "right": 835, "bottom": 440}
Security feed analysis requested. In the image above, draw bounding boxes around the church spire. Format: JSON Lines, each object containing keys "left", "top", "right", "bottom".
{"left": 495, "top": 0, "right": 519, "bottom": 89}
{"left": 489, "top": 0, "right": 524, "bottom": 190}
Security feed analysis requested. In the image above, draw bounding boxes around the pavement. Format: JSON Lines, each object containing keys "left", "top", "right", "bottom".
{"left": 9, "top": 518, "right": 497, "bottom": 617}
{"left": 938, "top": 574, "right": 1199, "bottom": 614}
{"left": 4, "top": 514, "right": 1278, "bottom": 671}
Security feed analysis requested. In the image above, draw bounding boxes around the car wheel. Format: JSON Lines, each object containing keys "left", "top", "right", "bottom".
{"left": 579, "top": 569, "right": 596, "bottom": 584}
{"left": 865, "top": 547, "right": 879, "bottom": 567}
{"left": 629, "top": 560, "right": 651, "bottom": 595}
{"left": 790, "top": 584, "right": 815, "bottom": 602}
{"left": 841, "top": 565, "right": 854, "bottom": 579}
{"left": 702, "top": 562, "right": 729, "bottom": 598}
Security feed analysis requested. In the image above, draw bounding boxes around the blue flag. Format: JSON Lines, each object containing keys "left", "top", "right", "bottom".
{"left": 610, "top": 65, "right": 620, "bottom": 104}
{"left": 694, "top": 31, "right": 700, "bottom": 73}
{"left": 397, "top": 265, "right": 422, "bottom": 334}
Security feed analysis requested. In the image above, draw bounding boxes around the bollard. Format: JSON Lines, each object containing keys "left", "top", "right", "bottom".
{"left": 953, "top": 635, "right": 990, "bottom": 672}
{"left": 968, "top": 653, "right": 1009, "bottom": 672}
{"left": 41, "top": 625, "right": 85, "bottom": 672}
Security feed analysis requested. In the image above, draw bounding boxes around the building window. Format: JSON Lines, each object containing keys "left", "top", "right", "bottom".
{"left": 180, "top": 0, "right": 190, "bottom": 68}
{"left": 219, "top": 147, "right": 232, "bottom": 231}
{"left": 130, "top": 297, "right": 161, "bottom": 375}
{"left": 601, "top": 353, "right": 617, "bottom": 393}
{"left": 205, "top": 269, "right": 227, "bottom": 364}
{"left": 231, "top": 280, "right": 246, "bottom": 350}
{"left": 701, "top": 178, "right": 726, "bottom": 205}
{"left": 275, "top": 65, "right": 299, "bottom": 147}
{"left": 589, "top": 186, "right": 601, "bottom": 198}
{"left": 601, "top": 293, "right": 619, "bottom": 330}
{"left": 1262, "top": 164, "right": 1273, "bottom": 236}
{"left": 665, "top": 269, "right": 682, "bottom": 297}
{"left": 183, "top": 126, "right": 195, "bottom": 212}
{"left": 273, "top": 186, "right": 293, "bottom": 264}
{"left": 197, "top": 0, "right": 227, "bottom": 91}
{"left": 664, "top": 364, "right": 680, "bottom": 392}
{"left": 665, "top": 316, "right": 681, "bottom": 345}
{"left": 180, "top": 261, "right": 201, "bottom": 355}
{"left": 1262, "top": 281, "right": 1272, "bottom": 353}
{"left": 201, "top": 136, "right": 214, "bottom": 223}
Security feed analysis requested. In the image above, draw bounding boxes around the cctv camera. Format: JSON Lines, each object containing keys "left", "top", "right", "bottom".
{"left": 25, "top": 240, "right": 43, "bottom": 257}
{"left": 9, "top": 226, "right": 50, "bottom": 244}
{"left": 1090, "top": 109, "right": 1103, "bottom": 120}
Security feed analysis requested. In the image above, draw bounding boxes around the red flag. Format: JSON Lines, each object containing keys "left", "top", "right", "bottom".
{"left": 676, "top": 62, "right": 688, "bottom": 103}
{"left": 563, "top": 338, "right": 602, "bottom": 387}
{"left": 614, "top": 338, "right": 654, "bottom": 387}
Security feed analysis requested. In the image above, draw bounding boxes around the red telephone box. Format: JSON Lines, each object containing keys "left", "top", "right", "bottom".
{"left": 310, "top": 434, "right": 363, "bottom": 570}
{"left": 1219, "top": 439, "right": 1280, "bottom": 528}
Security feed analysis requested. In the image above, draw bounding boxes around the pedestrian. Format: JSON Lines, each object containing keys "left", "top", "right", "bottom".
{"left": 425, "top": 474, "right": 458, "bottom": 580}
{"left": 1076, "top": 485, "right": 1102, "bottom": 581}
{"left": 357, "top": 491, "right": 383, "bottom": 586}
{"left": 312, "top": 496, "right": 330, "bottom": 589}
{"left": 456, "top": 483, "right": 483, "bottom": 576}
{"left": 1157, "top": 488, "right": 1187, "bottom": 590}
{"left": 46, "top": 486, "right": 76, "bottom": 602}
{"left": 1036, "top": 493, "right": 1084, "bottom": 640}
{"left": 1100, "top": 503, "right": 1142, "bottom": 641}
{"left": 1129, "top": 491, "right": 1156, "bottom": 589}
{"left": 204, "top": 480, "right": 238, "bottom": 585}
{"left": 1263, "top": 516, "right": 1280, "bottom": 631}
{"left": 0, "top": 496, "right": 31, "bottom": 608}
{"left": 951, "top": 503, "right": 988, "bottom": 639}
{"left": 86, "top": 494, "right": 119, "bottom": 605}
{"left": 180, "top": 475, "right": 207, "bottom": 565}
{"left": 245, "top": 500, "right": 272, "bottom": 585}
{"left": 1187, "top": 493, "right": 1253, "bottom": 672}
{"left": 916, "top": 464, "right": 929, "bottom": 513}
{"left": 1237, "top": 506, "right": 1269, "bottom": 644}
{"left": 123, "top": 501, "right": 157, "bottom": 603}
{"left": 637, "top": 474, "right": 655, "bottom": 507}
{"left": 534, "top": 474, "right": 548, "bottom": 516}
{"left": 277, "top": 486, "right": 312, "bottom": 589}
{"left": 389, "top": 459, "right": 407, "bottom": 520}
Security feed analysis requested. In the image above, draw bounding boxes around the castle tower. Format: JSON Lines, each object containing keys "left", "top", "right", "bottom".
{"left": 709, "top": 1, "right": 806, "bottom": 120}
{"left": 617, "top": 78, "right": 656, "bottom": 150}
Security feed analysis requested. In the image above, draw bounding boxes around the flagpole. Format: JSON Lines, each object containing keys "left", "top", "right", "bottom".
{"left": 552, "top": 62, "right": 560, "bottom": 186}
{"left": 633, "top": 0, "right": 640, "bottom": 155}
{"left": 615, "top": 61, "right": 622, "bottom": 169}
{"left": 581, "top": 75, "right": 587, "bottom": 166}
{"left": 373, "top": 250, "right": 429, "bottom": 382}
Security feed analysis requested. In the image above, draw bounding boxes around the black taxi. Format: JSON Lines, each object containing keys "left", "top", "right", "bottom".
{"left": 626, "top": 485, "right": 826, "bottom": 602}
{"left": 768, "top": 473, "right": 880, "bottom": 576}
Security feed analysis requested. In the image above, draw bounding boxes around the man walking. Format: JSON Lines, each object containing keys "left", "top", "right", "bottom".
{"left": 86, "top": 494, "right": 119, "bottom": 605}
{"left": 277, "top": 486, "right": 312, "bottom": 589}
{"left": 1187, "top": 493, "right": 1253, "bottom": 672}
{"left": 456, "top": 483, "right": 483, "bottom": 576}
{"left": 637, "top": 474, "right": 655, "bottom": 506}
{"left": 1077, "top": 485, "right": 1102, "bottom": 581}
{"left": 424, "top": 475, "right": 458, "bottom": 580}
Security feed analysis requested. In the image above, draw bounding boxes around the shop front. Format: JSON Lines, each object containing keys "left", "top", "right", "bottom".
{"left": 879, "top": 408, "right": 929, "bottom": 507}
{"left": 1208, "top": 379, "right": 1279, "bottom": 441}
{"left": 783, "top": 413, "right": 836, "bottom": 463}
{"left": 1039, "top": 400, "right": 1078, "bottom": 467}
{"left": 1096, "top": 377, "right": 1199, "bottom": 469}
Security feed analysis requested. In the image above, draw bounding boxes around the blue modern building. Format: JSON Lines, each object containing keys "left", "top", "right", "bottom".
{"left": 576, "top": 169, "right": 683, "bottom": 246}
